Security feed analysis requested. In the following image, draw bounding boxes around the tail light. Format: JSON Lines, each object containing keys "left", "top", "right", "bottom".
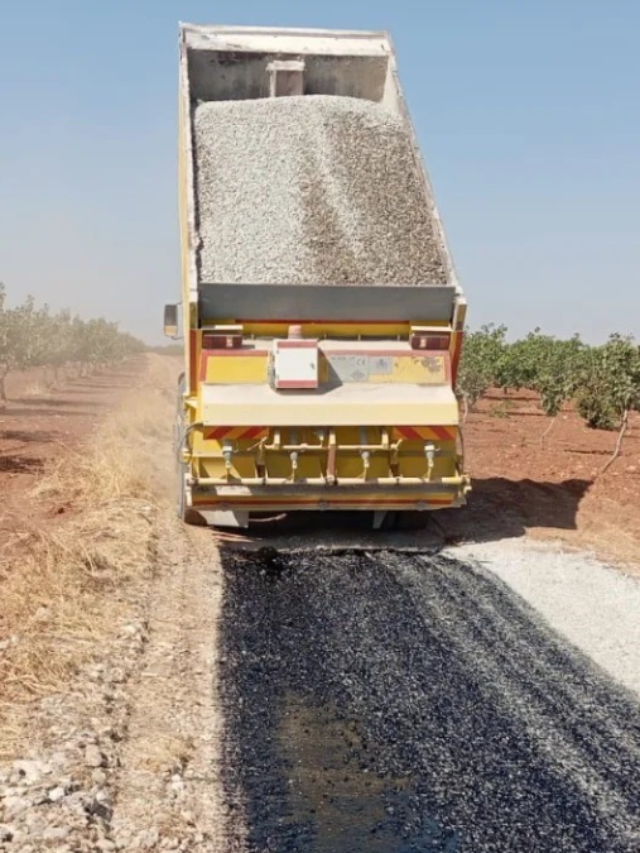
{"left": 202, "top": 325, "right": 243, "bottom": 349}
{"left": 410, "top": 326, "right": 451, "bottom": 351}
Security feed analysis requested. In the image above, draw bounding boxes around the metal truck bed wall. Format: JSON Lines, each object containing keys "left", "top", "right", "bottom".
{"left": 178, "top": 25, "right": 464, "bottom": 324}
{"left": 199, "top": 284, "right": 457, "bottom": 325}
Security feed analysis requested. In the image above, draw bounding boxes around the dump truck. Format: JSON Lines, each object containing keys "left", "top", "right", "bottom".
{"left": 164, "top": 24, "right": 471, "bottom": 531}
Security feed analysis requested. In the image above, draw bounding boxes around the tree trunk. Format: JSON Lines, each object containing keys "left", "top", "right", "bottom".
{"left": 0, "top": 366, "right": 9, "bottom": 405}
{"left": 540, "top": 417, "right": 557, "bottom": 448}
{"left": 0, "top": 365, "right": 9, "bottom": 409}
{"left": 462, "top": 394, "right": 469, "bottom": 424}
{"left": 601, "top": 410, "right": 629, "bottom": 475}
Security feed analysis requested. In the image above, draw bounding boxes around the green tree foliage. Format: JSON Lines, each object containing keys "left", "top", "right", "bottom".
{"left": 493, "top": 330, "right": 587, "bottom": 417}
{"left": 575, "top": 334, "right": 640, "bottom": 429}
{"left": 458, "top": 325, "right": 640, "bottom": 430}
{"left": 0, "top": 283, "right": 145, "bottom": 403}
{"left": 456, "top": 323, "right": 507, "bottom": 408}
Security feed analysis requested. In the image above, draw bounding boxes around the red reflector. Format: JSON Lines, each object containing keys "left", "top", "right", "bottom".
{"left": 202, "top": 333, "right": 243, "bottom": 349}
{"left": 410, "top": 334, "right": 450, "bottom": 351}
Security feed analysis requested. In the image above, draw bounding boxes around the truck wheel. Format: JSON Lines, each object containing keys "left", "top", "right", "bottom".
{"left": 177, "top": 460, "right": 205, "bottom": 525}
{"left": 175, "top": 374, "right": 205, "bottom": 526}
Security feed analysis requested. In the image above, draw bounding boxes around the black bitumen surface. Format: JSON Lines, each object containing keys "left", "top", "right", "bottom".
{"left": 217, "top": 551, "right": 640, "bottom": 853}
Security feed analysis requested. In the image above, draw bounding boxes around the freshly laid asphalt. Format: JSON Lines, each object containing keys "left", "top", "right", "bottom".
{"left": 217, "top": 550, "right": 640, "bottom": 853}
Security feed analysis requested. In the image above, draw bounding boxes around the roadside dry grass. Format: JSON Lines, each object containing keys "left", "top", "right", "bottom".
{"left": 0, "top": 355, "right": 179, "bottom": 752}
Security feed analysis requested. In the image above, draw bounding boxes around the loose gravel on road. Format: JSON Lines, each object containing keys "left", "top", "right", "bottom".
{"left": 193, "top": 95, "right": 447, "bottom": 286}
{"left": 451, "top": 539, "right": 640, "bottom": 698}
{"left": 218, "top": 549, "right": 640, "bottom": 853}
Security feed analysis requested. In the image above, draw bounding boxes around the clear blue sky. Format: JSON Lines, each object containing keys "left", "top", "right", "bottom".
{"left": 1, "top": 1, "right": 638, "bottom": 344}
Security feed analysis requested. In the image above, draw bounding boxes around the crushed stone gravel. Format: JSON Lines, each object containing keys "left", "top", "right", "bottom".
{"left": 193, "top": 95, "right": 447, "bottom": 286}
{"left": 449, "top": 539, "right": 640, "bottom": 698}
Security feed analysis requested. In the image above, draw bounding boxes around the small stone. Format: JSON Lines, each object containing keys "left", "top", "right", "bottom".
{"left": 97, "top": 840, "right": 117, "bottom": 851}
{"left": 25, "top": 812, "right": 46, "bottom": 834}
{"left": 12, "top": 759, "right": 50, "bottom": 784}
{"left": 3, "top": 795, "right": 30, "bottom": 818}
{"left": 110, "top": 668, "right": 126, "bottom": 684}
{"left": 50, "top": 751, "right": 68, "bottom": 768}
{"left": 0, "top": 825, "right": 14, "bottom": 842}
{"left": 92, "top": 769, "right": 108, "bottom": 786}
{"left": 42, "top": 825, "right": 70, "bottom": 842}
{"left": 137, "top": 827, "right": 160, "bottom": 849}
{"left": 85, "top": 744, "right": 105, "bottom": 768}
{"left": 65, "top": 791, "right": 88, "bottom": 810}
{"left": 48, "top": 785, "right": 66, "bottom": 802}
{"left": 26, "top": 818, "right": 48, "bottom": 837}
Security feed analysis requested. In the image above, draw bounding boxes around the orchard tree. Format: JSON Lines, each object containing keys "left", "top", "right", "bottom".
{"left": 0, "top": 283, "right": 145, "bottom": 406}
{"left": 457, "top": 323, "right": 507, "bottom": 413}
{"left": 574, "top": 334, "right": 640, "bottom": 472}
{"left": 576, "top": 334, "right": 640, "bottom": 430}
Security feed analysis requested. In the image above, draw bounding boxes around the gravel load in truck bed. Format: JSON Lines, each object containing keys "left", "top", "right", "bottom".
{"left": 193, "top": 95, "right": 448, "bottom": 286}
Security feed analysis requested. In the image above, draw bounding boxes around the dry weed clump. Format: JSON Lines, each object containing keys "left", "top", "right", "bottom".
{"left": 0, "top": 355, "right": 179, "bottom": 730}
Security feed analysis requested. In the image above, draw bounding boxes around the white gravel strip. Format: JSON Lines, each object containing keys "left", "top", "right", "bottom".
{"left": 193, "top": 95, "right": 447, "bottom": 286}
{"left": 447, "top": 539, "right": 640, "bottom": 698}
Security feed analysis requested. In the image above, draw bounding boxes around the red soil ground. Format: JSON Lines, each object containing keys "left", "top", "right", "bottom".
{"left": 438, "top": 390, "right": 640, "bottom": 574}
{"left": 0, "top": 363, "right": 143, "bottom": 548}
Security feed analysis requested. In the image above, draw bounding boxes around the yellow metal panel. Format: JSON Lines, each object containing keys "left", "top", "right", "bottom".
{"left": 201, "top": 384, "right": 459, "bottom": 427}
{"left": 200, "top": 320, "right": 443, "bottom": 338}
{"left": 369, "top": 354, "right": 447, "bottom": 385}
{"left": 203, "top": 354, "right": 268, "bottom": 384}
